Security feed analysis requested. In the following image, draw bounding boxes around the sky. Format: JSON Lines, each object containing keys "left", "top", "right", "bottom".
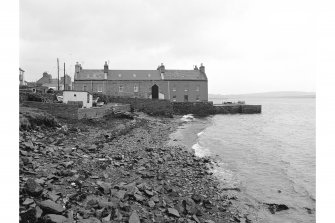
{"left": 20, "top": 0, "right": 317, "bottom": 94}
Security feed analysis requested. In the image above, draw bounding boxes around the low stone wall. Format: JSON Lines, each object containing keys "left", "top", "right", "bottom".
{"left": 78, "top": 103, "right": 131, "bottom": 120}
{"left": 214, "top": 104, "right": 262, "bottom": 114}
{"left": 93, "top": 93, "right": 173, "bottom": 117}
{"left": 20, "top": 101, "right": 80, "bottom": 120}
{"left": 172, "top": 102, "right": 215, "bottom": 116}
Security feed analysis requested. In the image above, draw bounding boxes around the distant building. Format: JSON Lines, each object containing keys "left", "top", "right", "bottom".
{"left": 73, "top": 62, "right": 208, "bottom": 102}
{"left": 19, "top": 68, "right": 26, "bottom": 86}
{"left": 36, "top": 72, "right": 72, "bottom": 90}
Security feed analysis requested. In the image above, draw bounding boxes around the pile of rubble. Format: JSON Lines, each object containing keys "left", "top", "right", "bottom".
{"left": 19, "top": 114, "right": 246, "bottom": 223}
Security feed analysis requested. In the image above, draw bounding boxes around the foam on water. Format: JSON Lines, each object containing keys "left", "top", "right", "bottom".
{"left": 177, "top": 98, "right": 315, "bottom": 223}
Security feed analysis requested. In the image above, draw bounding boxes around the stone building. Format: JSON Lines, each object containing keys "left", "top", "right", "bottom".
{"left": 36, "top": 72, "right": 72, "bottom": 90}
{"left": 73, "top": 62, "right": 208, "bottom": 102}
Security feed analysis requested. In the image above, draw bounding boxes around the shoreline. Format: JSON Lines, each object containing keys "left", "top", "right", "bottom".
{"left": 19, "top": 109, "right": 247, "bottom": 222}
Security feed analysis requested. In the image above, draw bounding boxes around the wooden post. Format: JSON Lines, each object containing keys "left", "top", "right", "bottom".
{"left": 57, "top": 58, "right": 59, "bottom": 90}
{"left": 63, "top": 63, "right": 65, "bottom": 90}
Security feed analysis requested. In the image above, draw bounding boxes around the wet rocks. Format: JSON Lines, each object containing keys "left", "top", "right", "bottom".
{"left": 167, "top": 208, "right": 180, "bottom": 218}
{"left": 265, "top": 203, "right": 289, "bottom": 214}
{"left": 25, "top": 178, "right": 43, "bottom": 197}
{"left": 42, "top": 214, "right": 68, "bottom": 223}
{"left": 128, "top": 211, "right": 140, "bottom": 223}
{"left": 38, "top": 200, "right": 65, "bottom": 214}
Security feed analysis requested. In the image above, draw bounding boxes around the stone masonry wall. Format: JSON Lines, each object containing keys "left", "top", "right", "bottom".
{"left": 20, "top": 101, "right": 80, "bottom": 120}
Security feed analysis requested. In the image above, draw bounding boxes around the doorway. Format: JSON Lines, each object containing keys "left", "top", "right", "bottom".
{"left": 151, "top": 84, "right": 159, "bottom": 99}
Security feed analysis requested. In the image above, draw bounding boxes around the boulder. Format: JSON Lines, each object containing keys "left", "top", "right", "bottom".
{"left": 38, "top": 200, "right": 65, "bottom": 214}
{"left": 25, "top": 178, "right": 44, "bottom": 197}
{"left": 43, "top": 214, "right": 68, "bottom": 223}
{"left": 128, "top": 211, "right": 140, "bottom": 223}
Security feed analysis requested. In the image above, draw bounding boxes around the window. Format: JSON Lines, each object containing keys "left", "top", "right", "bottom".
{"left": 196, "top": 86, "right": 200, "bottom": 91}
{"left": 196, "top": 95, "right": 200, "bottom": 101}
{"left": 184, "top": 88, "right": 188, "bottom": 92}
{"left": 118, "top": 74, "right": 122, "bottom": 78}
{"left": 133, "top": 74, "right": 136, "bottom": 78}
{"left": 134, "top": 85, "right": 138, "bottom": 92}
{"left": 87, "top": 93, "right": 90, "bottom": 103}
{"left": 148, "top": 73, "right": 151, "bottom": 78}
{"left": 172, "top": 95, "right": 176, "bottom": 102}
{"left": 172, "top": 86, "right": 176, "bottom": 92}
{"left": 184, "top": 95, "right": 188, "bottom": 102}
{"left": 119, "top": 85, "right": 123, "bottom": 92}
{"left": 83, "top": 85, "right": 87, "bottom": 91}
{"left": 74, "top": 94, "right": 76, "bottom": 97}
{"left": 98, "top": 86, "right": 102, "bottom": 93}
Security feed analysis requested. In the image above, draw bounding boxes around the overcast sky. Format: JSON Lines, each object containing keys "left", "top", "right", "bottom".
{"left": 20, "top": 0, "right": 317, "bottom": 94}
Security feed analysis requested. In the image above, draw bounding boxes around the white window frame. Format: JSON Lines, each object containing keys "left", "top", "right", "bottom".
{"left": 119, "top": 85, "right": 123, "bottom": 92}
{"left": 134, "top": 84, "right": 138, "bottom": 92}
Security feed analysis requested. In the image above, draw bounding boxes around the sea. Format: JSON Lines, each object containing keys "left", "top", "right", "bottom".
{"left": 170, "top": 97, "right": 315, "bottom": 223}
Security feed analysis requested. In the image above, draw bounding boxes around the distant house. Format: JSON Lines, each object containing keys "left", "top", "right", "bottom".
{"left": 19, "top": 68, "right": 26, "bottom": 86}
{"left": 73, "top": 62, "right": 208, "bottom": 102}
{"left": 63, "top": 90, "right": 93, "bottom": 108}
{"left": 36, "top": 72, "right": 72, "bottom": 90}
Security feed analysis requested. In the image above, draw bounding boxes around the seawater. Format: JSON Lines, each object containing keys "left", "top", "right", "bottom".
{"left": 176, "top": 98, "right": 315, "bottom": 223}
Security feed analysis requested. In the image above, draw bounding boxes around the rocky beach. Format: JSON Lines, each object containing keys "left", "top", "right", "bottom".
{"left": 19, "top": 107, "right": 247, "bottom": 223}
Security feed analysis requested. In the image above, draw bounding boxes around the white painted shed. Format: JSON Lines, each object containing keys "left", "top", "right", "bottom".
{"left": 63, "top": 91, "right": 93, "bottom": 108}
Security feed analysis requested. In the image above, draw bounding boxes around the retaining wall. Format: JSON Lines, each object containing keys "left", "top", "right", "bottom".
{"left": 93, "top": 93, "right": 173, "bottom": 117}
{"left": 214, "top": 104, "right": 261, "bottom": 114}
{"left": 172, "top": 102, "right": 215, "bottom": 116}
{"left": 78, "top": 104, "right": 131, "bottom": 119}
{"left": 20, "top": 101, "right": 80, "bottom": 120}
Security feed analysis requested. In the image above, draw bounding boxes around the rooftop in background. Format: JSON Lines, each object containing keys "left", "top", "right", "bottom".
{"left": 74, "top": 62, "right": 207, "bottom": 81}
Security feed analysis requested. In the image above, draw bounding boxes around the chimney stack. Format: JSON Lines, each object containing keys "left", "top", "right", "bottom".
{"left": 158, "top": 63, "right": 165, "bottom": 73}
{"left": 199, "top": 63, "right": 205, "bottom": 73}
{"left": 104, "top": 61, "right": 108, "bottom": 73}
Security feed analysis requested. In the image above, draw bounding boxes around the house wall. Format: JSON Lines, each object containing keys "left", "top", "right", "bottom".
{"left": 73, "top": 80, "right": 208, "bottom": 102}
{"left": 63, "top": 91, "right": 93, "bottom": 108}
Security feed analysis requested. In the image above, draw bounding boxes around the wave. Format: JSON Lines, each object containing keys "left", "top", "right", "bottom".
{"left": 181, "top": 114, "right": 195, "bottom": 122}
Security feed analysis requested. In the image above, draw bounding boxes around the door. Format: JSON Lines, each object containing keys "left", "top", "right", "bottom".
{"left": 184, "top": 95, "right": 188, "bottom": 102}
{"left": 152, "top": 84, "right": 159, "bottom": 99}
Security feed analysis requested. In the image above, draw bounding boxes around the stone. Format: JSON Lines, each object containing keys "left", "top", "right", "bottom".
{"left": 134, "top": 194, "right": 145, "bottom": 202}
{"left": 78, "top": 217, "right": 101, "bottom": 223}
{"left": 167, "top": 208, "right": 180, "bottom": 218}
{"left": 25, "top": 178, "right": 44, "bottom": 197}
{"left": 22, "top": 198, "right": 35, "bottom": 205}
{"left": 204, "top": 220, "right": 215, "bottom": 223}
{"left": 265, "top": 203, "right": 289, "bottom": 214}
{"left": 144, "top": 190, "right": 154, "bottom": 197}
{"left": 39, "top": 200, "right": 65, "bottom": 214}
{"left": 43, "top": 214, "right": 68, "bottom": 223}
{"left": 191, "top": 194, "right": 202, "bottom": 203}
{"left": 128, "top": 211, "right": 140, "bottom": 223}
{"left": 148, "top": 200, "right": 155, "bottom": 208}
{"left": 96, "top": 181, "right": 112, "bottom": 195}
{"left": 116, "top": 190, "right": 127, "bottom": 199}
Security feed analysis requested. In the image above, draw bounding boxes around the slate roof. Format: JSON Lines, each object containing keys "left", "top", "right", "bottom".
{"left": 162, "top": 70, "right": 207, "bottom": 80}
{"left": 75, "top": 69, "right": 207, "bottom": 81}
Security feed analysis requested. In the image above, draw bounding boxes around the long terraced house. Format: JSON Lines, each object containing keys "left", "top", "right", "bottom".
{"left": 73, "top": 62, "right": 208, "bottom": 102}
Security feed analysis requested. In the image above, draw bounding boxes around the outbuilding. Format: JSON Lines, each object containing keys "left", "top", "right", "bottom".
{"left": 63, "top": 90, "right": 93, "bottom": 108}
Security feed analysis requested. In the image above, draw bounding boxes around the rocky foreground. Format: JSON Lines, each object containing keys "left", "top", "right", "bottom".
{"left": 19, "top": 111, "right": 246, "bottom": 223}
